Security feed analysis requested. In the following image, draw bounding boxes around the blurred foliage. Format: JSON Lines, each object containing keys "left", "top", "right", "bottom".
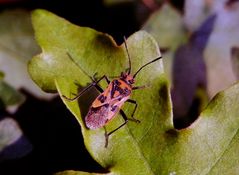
{"left": 0, "top": 79, "right": 25, "bottom": 108}
{"left": 0, "top": 9, "right": 40, "bottom": 165}
{"left": 0, "top": 71, "right": 30, "bottom": 164}
{"left": 142, "top": 1, "right": 239, "bottom": 126}
{"left": 204, "top": 2, "right": 239, "bottom": 98}
{"left": 142, "top": 3, "right": 187, "bottom": 51}
{"left": 0, "top": 117, "right": 32, "bottom": 162}
{"left": 0, "top": 9, "right": 54, "bottom": 100}
{"left": 0, "top": 71, "right": 4, "bottom": 79}
{"left": 231, "top": 47, "right": 239, "bottom": 79}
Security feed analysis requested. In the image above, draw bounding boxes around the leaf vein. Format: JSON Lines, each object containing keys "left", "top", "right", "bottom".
{"left": 125, "top": 124, "right": 155, "bottom": 175}
{"left": 205, "top": 125, "right": 239, "bottom": 174}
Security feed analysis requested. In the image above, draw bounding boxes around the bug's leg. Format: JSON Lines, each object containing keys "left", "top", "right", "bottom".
{"left": 132, "top": 85, "right": 148, "bottom": 90}
{"left": 126, "top": 99, "right": 140, "bottom": 123}
{"left": 62, "top": 75, "right": 110, "bottom": 101}
{"left": 104, "top": 127, "right": 109, "bottom": 148}
{"left": 92, "top": 72, "right": 98, "bottom": 81}
{"left": 93, "top": 74, "right": 110, "bottom": 85}
{"left": 101, "top": 75, "right": 111, "bottom": 84}
{"left": 104, "top": 110, "right": 129, "bottom": 147}
{"left": 63, "top": 83, "right": 94, "bottom": 101}
{"left": 92, "top": 72, "right": 110, "bottom": 83}
{"left": 93, "top": 75, "right": 111, "bottom": 93}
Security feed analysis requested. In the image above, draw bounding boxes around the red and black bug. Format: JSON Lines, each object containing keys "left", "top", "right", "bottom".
{"left": 63, "top": 37, "right": 162, "bottom": 147}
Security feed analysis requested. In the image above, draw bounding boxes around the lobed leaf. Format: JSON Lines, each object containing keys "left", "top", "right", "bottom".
{"left": 30, "top": 9, "right": 239, "bottom": 175}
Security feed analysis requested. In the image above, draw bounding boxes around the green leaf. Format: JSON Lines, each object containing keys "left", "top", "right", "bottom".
{"left": 30, "top": 9, "right": 239, "bottom": 175}
{"left": 57, "top": 83, "right": 239, "bottom": 175}
{"left": 30, "top": 9, "right": 168, "bottom": 174}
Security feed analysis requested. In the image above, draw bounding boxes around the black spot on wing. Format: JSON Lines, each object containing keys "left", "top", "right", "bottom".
{"left": 111, "top": 80, "right": 122, "bottom": 97}
{"left": 116, "top": 86, "right": 124, "bottom": 94}
{"left": 123, "top": 87, "right": 130, "bottom": 95}
{"left": 114, "top": 79, "right": 121, "bottom": 85}
{"left": 98, "top": 94, "right": 107, "bottom": 103}
{"left": 104, "top": 103, "right": 110, "bottom": 108}
{"left": 111, "top": 105, "right": 118, "bottom": 112}
{"left": 111, "top": 81, "right": 116, "bottom": 98}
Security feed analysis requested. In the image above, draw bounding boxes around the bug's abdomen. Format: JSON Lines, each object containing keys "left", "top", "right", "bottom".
{"left": 85, "top": 104, "right": 110, "bottom": 129}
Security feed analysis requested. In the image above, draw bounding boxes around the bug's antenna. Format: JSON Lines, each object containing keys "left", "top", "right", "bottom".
{"left": 66, "top": 52, "right": 94, "bottom": 81}
{"left": 133, "top": 56, "right": 162, "bottom": 78}
{"left": 123, "top": 36, "right": 132, "bottom": 74}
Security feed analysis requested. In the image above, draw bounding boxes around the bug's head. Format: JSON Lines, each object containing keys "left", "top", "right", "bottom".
{"left": 120, "top": 72, "right": 135, "bottom": 85}
{"left": 123, "top": 36, "right": 162, "bottom": 81}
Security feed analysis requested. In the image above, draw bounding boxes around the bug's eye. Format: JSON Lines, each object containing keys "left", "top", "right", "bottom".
{"left": 128, "top": 79, "right": 134, "bottom": 84}
{"left": 121, "top": 72, "right": 127, "bottom": 79}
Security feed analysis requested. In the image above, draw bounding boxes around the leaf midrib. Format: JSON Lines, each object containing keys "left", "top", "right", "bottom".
{"left": 205, "top": 125, "right": 239, "bottom": 174}
{"left": 124, "top": 117, "right": 155, "bottom": 175}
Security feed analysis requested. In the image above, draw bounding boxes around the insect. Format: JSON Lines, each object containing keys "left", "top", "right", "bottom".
{"left": 63, "top": 37, "right": 162, "bottom": 147}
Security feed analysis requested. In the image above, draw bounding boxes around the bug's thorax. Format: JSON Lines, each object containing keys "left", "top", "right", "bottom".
{"left": 120, "top": 72, "right": 135, "bottom": 86}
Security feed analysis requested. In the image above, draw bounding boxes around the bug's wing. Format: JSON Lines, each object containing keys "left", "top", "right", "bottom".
{"left": 92, "top": 82, "right": 113, "bottom": 108}
{"left": 107, "top": 97, "right": 129, "bottom": 121}
{"left": 85, "top": 105, "right": 110, "bottom": 129}
{"left": 85, "top": 96, "right": 130, "bottom": 130}
{"left": 86, "top": 79, "right": 132, "bottom": 129}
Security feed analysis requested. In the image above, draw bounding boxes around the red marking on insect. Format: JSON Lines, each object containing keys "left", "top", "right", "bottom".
{"left": 63, "top": 37, "right": 162, "bottom": 147}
